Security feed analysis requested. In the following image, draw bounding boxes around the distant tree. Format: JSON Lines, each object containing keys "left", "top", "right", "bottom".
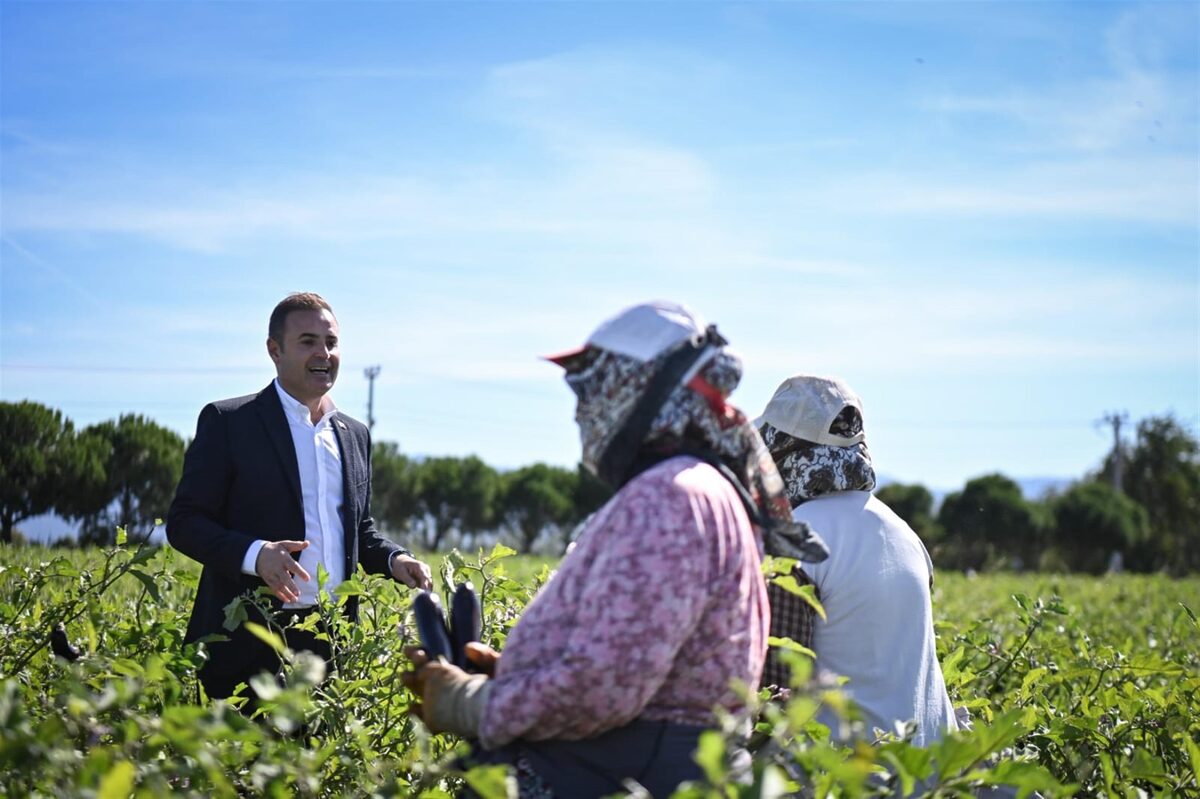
{"left": 501, "top": 464, "right": 577, "bottom": 553}
{"left": 874, "top": 482, "right": 940, "bottom": 544}
{"left": 0, "top": 402, "right": 104, "bottom": 544}
{"left": 572, "top": 464, "right": 613, "bottom": 519}
{"left": 371, "top": 442, "right": 422, "bottom": 543}
{"left": 416, "top": 456, "right": 500, "bottom": 551}
{"left": 937, "top": 473, "right": 1043, "bottom": 570}
{"left": 73, "top": 415, "right": 184, "bottom": 545}
{"left": 558, "top": 464, "right": 615, "bottom": 550}
{"left": 60, "top": 427, "right": 117, "bottom": 527}
{"left": 1100, "top": 414, "right": 1200, "bottom": 574}
{"left": 1052, "top": 481, "right": 1150, "bottom": 573}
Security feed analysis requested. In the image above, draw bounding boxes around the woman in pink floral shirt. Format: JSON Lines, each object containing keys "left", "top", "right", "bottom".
{"left": 481, "top": 455, "right": 765, "bottom": 745}
{"left": 404, "top": 301, "right": 827, "bottom": 798}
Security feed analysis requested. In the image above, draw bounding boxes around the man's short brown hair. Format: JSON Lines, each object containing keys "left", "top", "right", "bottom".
{"left": 268, "top": 292, "right": 334, "bottom": 344}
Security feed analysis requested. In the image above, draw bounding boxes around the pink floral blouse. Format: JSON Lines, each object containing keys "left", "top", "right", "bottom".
{"left": 479, "top": 456, "right": 769, "bottom": 749}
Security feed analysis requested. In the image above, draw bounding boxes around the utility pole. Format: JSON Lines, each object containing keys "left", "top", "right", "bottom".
{"left": 364, "top": 365, "right": 381, "bottom": 432}
{"left": 1099, "top": 411, "right": 1128, "bottom": 493}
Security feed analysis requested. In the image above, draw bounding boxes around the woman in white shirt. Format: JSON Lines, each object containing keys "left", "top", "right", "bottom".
{"left": 758, "top": 375, "right": 958, "bottom": 747}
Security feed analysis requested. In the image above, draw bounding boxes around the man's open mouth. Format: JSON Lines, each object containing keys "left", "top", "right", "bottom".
{"left": 309, "top": 366, "right": 331, "bottom": 375}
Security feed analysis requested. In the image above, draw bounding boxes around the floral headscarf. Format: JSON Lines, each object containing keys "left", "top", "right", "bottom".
{"left": 759, "top": 405, "right": 877, "bottom": 507}
{"left": 562, "top": 333, "right": 828, "bottom": 563}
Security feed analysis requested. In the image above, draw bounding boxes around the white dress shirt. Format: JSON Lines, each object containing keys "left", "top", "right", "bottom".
{"left": 240, "top": 380, "right": 347, "bottom": 607}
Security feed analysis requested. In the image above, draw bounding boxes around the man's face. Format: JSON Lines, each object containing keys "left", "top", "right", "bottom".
{"left": 267, "top": 308, "right": 340, "bottom": 405}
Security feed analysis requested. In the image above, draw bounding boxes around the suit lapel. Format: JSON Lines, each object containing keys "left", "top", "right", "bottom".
{"left": 331, "top": 414, "right": 358, "bottom": 553}
{"left": 255, "top": 383, "right": 304, "bottom": 517}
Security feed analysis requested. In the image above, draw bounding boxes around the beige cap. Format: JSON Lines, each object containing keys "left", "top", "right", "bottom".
{"left": 759, "top": 374, "right": 865, "bottom": 448}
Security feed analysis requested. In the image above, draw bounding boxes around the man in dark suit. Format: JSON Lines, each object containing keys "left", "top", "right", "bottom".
{"left": 167, "top": 292, "right": 431, "bottom": 699}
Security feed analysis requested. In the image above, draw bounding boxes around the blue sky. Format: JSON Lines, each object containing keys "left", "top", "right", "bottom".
{"left": 2, "top": 1, "right": 1197, "bottom": 492}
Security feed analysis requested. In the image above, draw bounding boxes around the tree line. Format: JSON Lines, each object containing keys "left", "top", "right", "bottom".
{"left": 878, "top": 415, "right": 1200, "bottom": 576}
{"left": 0, "top": 403, "right": 183, "bottom": 546}
{"left": 0, "top": 401, "right": 612, "bottom": 553}
{"left": 2, "top": 401, "right": 1197, "bottom": 573}
{"left": 368, "top": 442, "right": 612, "bottom": 553}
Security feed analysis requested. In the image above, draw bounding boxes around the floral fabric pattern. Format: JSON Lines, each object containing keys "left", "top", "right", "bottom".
{"left": 563, "top": 346, "right": 652, "bottom": 478}
{"left": 564, "top": 344, "right": 828, "bottom": 563}
{"left": 478, "top": 456, "right": 769, "bottom": 749}
{"left": 759, "top": 406, "right": 877, "bottom": 507}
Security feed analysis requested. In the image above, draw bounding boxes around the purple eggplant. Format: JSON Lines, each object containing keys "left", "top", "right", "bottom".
{"left": 450, "top": 582, "right": 481, "bottom": 672}
{"left": 412, "top": 591, "right": 453, "bottom": 662}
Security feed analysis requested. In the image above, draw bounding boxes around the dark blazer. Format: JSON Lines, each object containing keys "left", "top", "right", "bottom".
{"left": 166, "top": 382, "right": 405, "bottom": 690}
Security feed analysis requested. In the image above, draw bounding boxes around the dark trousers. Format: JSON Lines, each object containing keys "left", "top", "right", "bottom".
{"left": 466, "top": 719, "right": 709, "bottom": 799}
{"left": 199, "top": 611, "right": 333, "bottom": 702}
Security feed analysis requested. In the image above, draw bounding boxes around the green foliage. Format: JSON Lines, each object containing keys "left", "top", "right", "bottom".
{"left": 0, "top": 401, "right": 105, "bottom": 544}
{"left": 938, "top": 474, "right": 1044, "bottom": 571}
{"left": 1051, "top": 482, "right": 1149, "bottom": 573}
{"left": 20, "top": 404, "right": 1197, "bottom": 574}
{"left": 572, "top": 462, "right": 614, "bottom": 519}
{"left": 407, "top": 456, "right": 501, "bottom": 552}
{"left": 929, "top": 574, "right": 1200, "bottom": 796}
{"left": 768, "top": 568, "right": 826, "bottom": 622}
{"left": 686, "top": 573, "right": 1198, "bottom": 798}
{"left": 874, "top": 483, "right": 940, "bottom": 545}
{"left": 500, "top": 463, "right": 577, "bottom": 553}
{"left": 0, "top": 542, "right": 540, "bottom": 797}
{"left": 72, "top": 414, "right": 185, "bottom": 546}
{"left": 372, "top": 442, "right": 424, "bottom": 539}
{"left": 2, "top": 542, "right": 1196, "bottom": 796}
{"left": 370, "top": 443, "right": 606, "bottom": 554}
{"left": 1103, "top": 414, "right": 1200, "bottom": 575}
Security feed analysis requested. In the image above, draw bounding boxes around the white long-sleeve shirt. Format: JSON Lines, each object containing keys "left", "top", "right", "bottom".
{"left": 797, "top": 491, "right": 958, "bottom": 747}
{"left": 240, "top": 380, "right": 346, "bottom": 607}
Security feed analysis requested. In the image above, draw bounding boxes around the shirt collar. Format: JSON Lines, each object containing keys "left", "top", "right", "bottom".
{"left": 274, "top": 379, "right": 338, "bottom": 426}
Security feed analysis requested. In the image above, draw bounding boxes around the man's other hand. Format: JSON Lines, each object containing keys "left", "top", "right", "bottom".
{"left": 256, "top": 540, "right": 311, "bottom": 603}
{"left": 391, "top": 553, "right": 433, "bottom": 590}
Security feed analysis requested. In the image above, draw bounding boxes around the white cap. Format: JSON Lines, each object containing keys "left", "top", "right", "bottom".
{"left": 545, "top": 300, "right": 708, "bottom": 364}
{"left": 759, "top": 375, "right": 865, "bottom": 447}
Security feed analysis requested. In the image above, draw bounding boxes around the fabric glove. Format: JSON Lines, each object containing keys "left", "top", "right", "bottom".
{"left": 409, "top": 660, "right": 491, "bottom": 738}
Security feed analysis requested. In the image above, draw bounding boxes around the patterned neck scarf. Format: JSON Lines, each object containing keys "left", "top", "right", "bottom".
{"left": 759, "top": 406, "right": 877, "bottom": 507}
{"left": 563, "top": 341, "right": 828, "bottom": 562}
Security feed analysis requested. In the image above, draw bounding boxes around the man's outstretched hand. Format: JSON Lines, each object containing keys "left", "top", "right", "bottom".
{"left": 391, "top": 553, "right": 433, "bottom": 590}
{"left": 256, "top": 540, "right": 311, "bottom": 602}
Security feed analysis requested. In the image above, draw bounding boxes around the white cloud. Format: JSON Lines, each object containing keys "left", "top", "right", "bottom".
{"left": 484, "top": 45, "right": 729, "bottom": 136}
{"left": 742, "top": 267, "right": 1198, "bottom": 377}
{"left": 824, "top": 155, "right": 1197, "bottom": 224}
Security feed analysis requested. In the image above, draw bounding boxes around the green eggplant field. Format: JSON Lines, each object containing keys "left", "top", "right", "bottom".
{"left": 1, "top": 540, "right": 1197, "bottom": 797}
